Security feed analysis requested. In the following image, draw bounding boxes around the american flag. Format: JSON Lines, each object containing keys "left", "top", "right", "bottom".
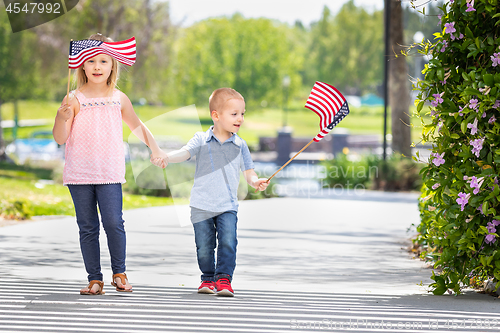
{"left": 305, "top": 81, "right": 350, "bottom": 142}
{"left": 68, "top": 37, "right": 136, "bottom": 69}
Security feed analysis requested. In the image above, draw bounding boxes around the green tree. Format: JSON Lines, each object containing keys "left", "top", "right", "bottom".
{"left": 172, "top": 14, "right": 303, "bottom": 107}
{"left": 0, "top": 9, "right": 39, "bottom": 160}
{"left": 308, "top": 2, "right": 384, "bottom": 95}
{"left": 29, "top": 0, "right": 175, "bottom": 102}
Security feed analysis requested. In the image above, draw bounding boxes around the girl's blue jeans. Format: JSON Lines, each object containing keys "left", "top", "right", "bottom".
{"left": 68, "top": 184, "right": 126, "bottom": 282}
{"left": 193, "top": 211, "right": 238, "bottom": 282}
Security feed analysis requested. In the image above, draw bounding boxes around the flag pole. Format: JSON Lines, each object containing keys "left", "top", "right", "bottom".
{"left": 255, "top": 138, "right": 315, "bottom": 192}
{"left": 66, "top": 39, "right": 73, "bottom": 102}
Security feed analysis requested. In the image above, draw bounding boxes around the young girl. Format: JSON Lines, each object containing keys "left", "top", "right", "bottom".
{"left": 53, "top": 33, "right": 166, "bottom": 295}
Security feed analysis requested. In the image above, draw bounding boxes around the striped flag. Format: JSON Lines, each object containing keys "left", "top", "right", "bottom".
{"left": 68, "top": 37, "right": 136, "bottom": 69}
{"left": 305, "top": 81, "right": 350, "bottom": 142}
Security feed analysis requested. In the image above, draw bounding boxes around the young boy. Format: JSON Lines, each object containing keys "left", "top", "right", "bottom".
{"left": 154, "top": 88, "right": 269, "bottom": 296}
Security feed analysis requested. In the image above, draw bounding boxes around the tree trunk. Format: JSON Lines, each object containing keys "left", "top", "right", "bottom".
{"left": 0, "top": 99, "right": 5, "bottom": 162}
{"left": 389, "top": 0, "right": 412, "bottom": 157}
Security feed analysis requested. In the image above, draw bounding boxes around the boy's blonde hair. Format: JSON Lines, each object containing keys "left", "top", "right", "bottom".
{"left": 75, "top": 33, "right": 119, "bottom": 95}
{"left": 209, "top": 88, "right": 244, "bottom": 113}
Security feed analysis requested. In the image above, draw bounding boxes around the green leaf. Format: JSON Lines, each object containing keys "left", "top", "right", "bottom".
{"left": 461, "top": 119, "right": 468, "bottom": 134}
{"left": 417, "top": 100, "right": 424, "bottom": 112}
{"left": 437, "top": 67, "right": 445, "bottom": 81}
{"left": 450, "top": 133, "right": 460, "bottom": 139}
{"left": 465, "top": 26, "right": 474, "bottom": 39}
{"left": 484, "top": 74, "right": 494, "bottom": 86}
{"left": 433, "top": 286, "right": 447, "bottom": 295}
{"left": 481, "top": 256, "right": 487, "bottom": 267}
{"left": 464, "top": 87, "right": 481, "bottom": 95}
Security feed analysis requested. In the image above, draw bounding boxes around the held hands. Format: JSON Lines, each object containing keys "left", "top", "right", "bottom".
{"left": 150, "top": 154, "right": 168, "bottom": 169}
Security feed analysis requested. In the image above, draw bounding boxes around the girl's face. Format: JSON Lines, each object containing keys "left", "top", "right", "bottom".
{"left": 82, "top": 54, "right": 113, "bottom": 85}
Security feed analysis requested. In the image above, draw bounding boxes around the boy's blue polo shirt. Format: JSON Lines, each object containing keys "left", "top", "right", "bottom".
{"left": 183, "top": 127, "right": 254, "bottom": 218}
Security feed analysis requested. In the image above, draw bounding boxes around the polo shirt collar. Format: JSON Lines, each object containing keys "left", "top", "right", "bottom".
{"left": 206, "top": 126, "right": 242, "bottom": 147}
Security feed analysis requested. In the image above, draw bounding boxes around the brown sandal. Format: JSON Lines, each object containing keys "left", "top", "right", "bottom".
{"left": 111, "top": 273, "right": 133, "bottom": 292}
{"left": 80, "top": 280, "right": 105, "bottom": 295}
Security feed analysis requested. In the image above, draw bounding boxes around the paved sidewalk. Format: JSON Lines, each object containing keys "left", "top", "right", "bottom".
{"left": 1, "top": 195, "right": 499, "bottom": 332}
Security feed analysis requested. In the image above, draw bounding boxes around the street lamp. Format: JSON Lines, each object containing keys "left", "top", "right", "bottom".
{"left": 282, "top": 75, "right": 291, "bottom": 128}
{"left": 413, "top": 31, "right": 424, "bottom": 81}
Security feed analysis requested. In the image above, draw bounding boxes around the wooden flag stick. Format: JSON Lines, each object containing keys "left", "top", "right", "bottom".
{"left": 66, "top": 39, "right": 73, "bottom": 102}
{"left": 255, "top": 138, "right": 315, "bottom": 192}
{"left": 66, "top": 68, "right": 71, "bottom": 100}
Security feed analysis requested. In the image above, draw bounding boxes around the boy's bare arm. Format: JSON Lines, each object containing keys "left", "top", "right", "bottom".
{"left": 243, "top": 169, "right": 269, "bottom": 191}
{"left": 167, "top": 149, "right": 191, "bottom": 163}
{"left": 150, "top": 148, "right": 191, "bottom": 168}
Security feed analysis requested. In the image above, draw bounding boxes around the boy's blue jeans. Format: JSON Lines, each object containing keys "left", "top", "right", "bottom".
{"left": 193, "top": 211, "right": 238, "bottom": 282}
{"left": 68, "top": 184, "right": 126, "bottom": 282}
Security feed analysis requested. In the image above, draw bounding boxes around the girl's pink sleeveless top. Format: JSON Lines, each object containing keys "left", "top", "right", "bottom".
{"left": 63, "top": 90, "right": 126, "bottom": 185}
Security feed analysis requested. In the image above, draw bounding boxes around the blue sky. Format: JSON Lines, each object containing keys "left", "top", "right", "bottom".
{"left": 167, "top": 0, "right": 385, "bottom": 27}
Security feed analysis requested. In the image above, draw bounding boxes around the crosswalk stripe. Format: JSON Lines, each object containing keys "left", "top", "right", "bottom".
{"left": 0, "top": 277, "right": 499, "bottom": 332}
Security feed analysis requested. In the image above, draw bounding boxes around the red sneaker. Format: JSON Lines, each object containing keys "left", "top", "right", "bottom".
{"left": 198, "top": 281, "right": 216, "bottom": 294}
{"left": 215, "top": 278, "right": 234, "bottom": 297}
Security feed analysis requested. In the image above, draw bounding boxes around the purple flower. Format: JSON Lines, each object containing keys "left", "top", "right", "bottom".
{"left": 432, "top": 183, "right": 441, "bottom": 190}
{"left": 466, "top": 2, "right": 476, "bottom": 12}
{"left": 482, "top": 112, "right": 487, "bottom": 118}
{"left": 459, "top": 33, "right": 464, "bottom": 39}
{"left": 444, "top": 22, "right": 456, "bottom": 34}
{"left": 487, "top": 222, "right": 497, "bottom": 233}
{"left": 435, "top": 93, "right": 444, "bottom": 103}
{"left": 440, "top": 40, "right": 448, "bottom": 52}
{"left": 493, "top": 100, "right": 500, "bottom": 109}
{"left": 437, "top": 121, "right": 444, "bottom": 133}
{"left": 486, "top": 234, "right": 496, "bottom": 244}
{"left": 489, "top": 116, "right": 496, "bottom": 124}
{"left": 493, "top": 220, "right": 500, "bottom": 226}
{"left": 468, "top": 176, "right": 484, "bottom": 195}
{"left": 469, "top": 98, "right": 479, "bottom": 110}
{"left": 458, "top": 106, "right": 464, "bottom": 116}
{"left": 456, "top": 192, "right": 470, "bottom": 211}
{"left": 478, "top": 204, "right": 485, "bottom": 215}
{"left": 431, "top": 93, "right": 444, "bottom": 107}
{"left": 492, "top": 53, "right": 500, "bottom": 67}
{"left": 467, "top": 118, "right": 478, "bottom": 135}
{"left": 470, "top": 138, "right": 484, "bottom": 158}
{"left": 431, "top": 152, "right": 445, "bottom": 166}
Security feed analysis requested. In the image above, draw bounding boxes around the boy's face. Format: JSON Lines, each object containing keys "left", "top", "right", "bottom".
{"left": 212, "top": 98, "right": 245, "bottom": 134}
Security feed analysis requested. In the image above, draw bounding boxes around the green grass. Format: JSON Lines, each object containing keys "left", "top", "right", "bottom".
{"left": 0, "top": 163, "right": 174, "bottom": 218}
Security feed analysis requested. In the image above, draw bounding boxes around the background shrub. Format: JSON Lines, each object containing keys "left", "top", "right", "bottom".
{"left": 411, "top": 0, "right": 500, "bottom": 294}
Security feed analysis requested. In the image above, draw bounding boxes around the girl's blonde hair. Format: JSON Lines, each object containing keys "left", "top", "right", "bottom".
{"left": 75, "top": 33, "right": 119, "bottom": 95}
